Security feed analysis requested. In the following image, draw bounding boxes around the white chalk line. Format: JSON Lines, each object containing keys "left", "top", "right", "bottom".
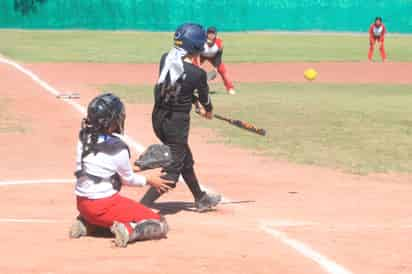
{"left": 261, "top": 222, "right": 353, "bottom": 274}
{"left": 0, "top": 218, "right": 66, "bottom": 224}
{"left": 0, "top": 179, "right": 74, "bottom": 186}
{"left": 0, "top": 55, "right": 351, "bottom": 274}
{"left": 264, "top": 219, "right": 412, "bottom": 230}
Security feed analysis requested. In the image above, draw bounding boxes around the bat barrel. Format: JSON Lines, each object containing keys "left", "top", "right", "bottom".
{"left": 214, "top": 114, "right": 266, "bottom": 136}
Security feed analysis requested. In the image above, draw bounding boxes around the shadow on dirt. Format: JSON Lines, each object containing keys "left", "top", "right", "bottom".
{"left": 152, "top": 200, "right": 256, "bottom": 216}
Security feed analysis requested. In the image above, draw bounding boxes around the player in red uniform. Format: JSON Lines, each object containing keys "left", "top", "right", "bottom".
{"left": 368, "top": 17, "right": 387, "bottom": 62}
{"left": 197, "top": 27, "right": 236, "bottom": 95}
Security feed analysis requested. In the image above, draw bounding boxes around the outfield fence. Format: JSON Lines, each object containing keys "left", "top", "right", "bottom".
{"left": 1, "top": 0, "right": 412, "bottom": 33}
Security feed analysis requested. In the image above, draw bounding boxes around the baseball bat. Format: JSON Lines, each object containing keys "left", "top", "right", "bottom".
{"left": 194, "top": 101, "right": 266, "bottom": 136}
{"left": 213, "top": 114, "right": 266, "bottom": 136}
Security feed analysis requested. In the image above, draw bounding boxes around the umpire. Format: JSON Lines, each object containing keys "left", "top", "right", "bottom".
{"left": 140, "top": 23, "right": 221, "bottom": 212}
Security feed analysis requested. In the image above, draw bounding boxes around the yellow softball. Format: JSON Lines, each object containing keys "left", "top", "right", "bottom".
{"left": 304, "top": 68, "right": 318, "bottom": 81}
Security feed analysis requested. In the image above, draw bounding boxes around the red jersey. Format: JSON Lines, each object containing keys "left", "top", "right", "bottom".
{"left": 201, "top": 37, "right": 223, "bottom": 58}
{"left": 369, "top": 23, "right": 386, "bottom": 41}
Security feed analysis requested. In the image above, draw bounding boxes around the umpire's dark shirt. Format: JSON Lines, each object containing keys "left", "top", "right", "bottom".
{"left": 154, "top": 53, "right": 213, "bottom": 113}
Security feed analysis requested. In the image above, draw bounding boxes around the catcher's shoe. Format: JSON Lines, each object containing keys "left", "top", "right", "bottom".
{"left": 69, "top": 216, "right": 88, "bottom": 238}
{"left": 195, "top": 192, "right": 222, "bottom": 213}
{"left": 110, "top": 222, "right": 130, "bottom": 248}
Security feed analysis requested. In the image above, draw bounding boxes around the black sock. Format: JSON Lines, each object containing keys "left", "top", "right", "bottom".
{"left": 140, "top": 186, "right": 163, "bottom": 206}
{"left": 182, "top": 167, "right": 205, "bottom": 201}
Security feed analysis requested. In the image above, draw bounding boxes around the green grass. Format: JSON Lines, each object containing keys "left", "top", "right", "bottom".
{"left": 104, "top": 82, "right": 412, "bottom": 174}
{"left": 0, "top": 99, "right": 27, "bottom": 134}
{"left": 1, "top": 30, "right": 412, "bottom": 63}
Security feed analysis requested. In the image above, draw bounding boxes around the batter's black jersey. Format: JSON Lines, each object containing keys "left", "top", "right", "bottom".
{"left": 154, "top": 52, "right": 213, "bottom": 113}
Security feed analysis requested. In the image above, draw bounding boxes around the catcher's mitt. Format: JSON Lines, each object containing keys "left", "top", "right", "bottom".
{"left": 135, "top": 144, "right": 172, "bottom": 170}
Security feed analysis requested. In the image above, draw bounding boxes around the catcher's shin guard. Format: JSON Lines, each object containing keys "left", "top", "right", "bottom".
{"left": 130, "top": 217, "right": 169, "bottom": 241}
{"left": 111, "top": 218, "right": 169, "bottom": 247}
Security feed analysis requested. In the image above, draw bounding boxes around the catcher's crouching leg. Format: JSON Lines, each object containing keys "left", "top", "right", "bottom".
{"left": 110, "top": 217, "right": 169, "bottom": 248}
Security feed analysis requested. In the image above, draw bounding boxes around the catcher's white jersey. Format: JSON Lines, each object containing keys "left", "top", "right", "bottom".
{"left": 75, "top": 136, "right": 146, "bottom": 199}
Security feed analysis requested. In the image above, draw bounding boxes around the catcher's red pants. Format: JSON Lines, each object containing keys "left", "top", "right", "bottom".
{"left": 368, "top": 38, "right": 386, "bottom": 61}
{"left": 77, "top": 193, "right": 160, "bottom": 234}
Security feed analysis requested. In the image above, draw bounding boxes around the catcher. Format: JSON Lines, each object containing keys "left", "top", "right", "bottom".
{"left": 368, "top": 17, "right": 387, "bottom": 62}
{"left": 195, "top": 26, "right": 236, "bottom": 95}
{"left": 69, "top": 93, "right": 173, "bottom": 248}
{"left": 140, "top": 23, "right": 222, "bottom": 211}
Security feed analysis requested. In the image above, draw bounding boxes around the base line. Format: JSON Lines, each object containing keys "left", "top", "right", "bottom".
{"left": 0, "top": 218, "right": 64, "bottom": 224}
{"left": 0, "top": 179, "right": 74, "bottom": 186}
{"left": 260, "top": 222, "right": 353, "bottom": 274}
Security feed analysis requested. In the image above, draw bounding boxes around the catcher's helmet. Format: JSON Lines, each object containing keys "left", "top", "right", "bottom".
{"left": 86, "top": 93, "right": 125, "bottom": 134}
{"left": 174, "top": 23, "right": 207, "bottom": 54}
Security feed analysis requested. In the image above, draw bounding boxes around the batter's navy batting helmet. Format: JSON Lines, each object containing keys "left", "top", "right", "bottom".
{"left": 86, "top": 93, "right": 126, "bottom": 134}
{"left": 174, "top": 23, "right": 207, "bottom": 54}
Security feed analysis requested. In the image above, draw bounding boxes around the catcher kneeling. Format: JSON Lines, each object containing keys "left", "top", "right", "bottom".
{"left": 69, "top": 93, "right": 172, "bottom": 247}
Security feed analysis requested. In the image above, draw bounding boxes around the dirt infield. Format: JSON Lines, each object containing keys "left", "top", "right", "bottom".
{"left": 1, "top": 59, "right": 412, "bottom": 274}
{"left": 26, "top": 62, "right": 412, "bottom": 85}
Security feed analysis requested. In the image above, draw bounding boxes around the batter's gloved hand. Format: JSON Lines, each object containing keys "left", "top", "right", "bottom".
{"left": 134, "top": 144, "right": 172, "bottom": 171}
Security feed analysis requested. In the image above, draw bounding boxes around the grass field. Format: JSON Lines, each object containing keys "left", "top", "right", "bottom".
{"left": 1, "top": 30, "right": 412, "bottom": 63}
{"left": 2, "top": 29, "right": 412, "bottom": 174}
{"left": 104, "top": 82, "right": 412, "bottom": 174}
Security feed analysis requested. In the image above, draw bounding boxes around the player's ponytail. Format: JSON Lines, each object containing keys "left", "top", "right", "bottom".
{"left": 79, "top": 118, "right": 100, "bottom": 159}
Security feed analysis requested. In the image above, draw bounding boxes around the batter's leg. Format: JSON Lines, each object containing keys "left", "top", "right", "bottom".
{"left": 140, "top": 142, "right": 185, "bottom": 206}
{"left": 181, "top": 145, "right": 204, "bottom": 201}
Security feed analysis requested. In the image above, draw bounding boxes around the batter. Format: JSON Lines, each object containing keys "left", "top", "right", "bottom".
{"left": 140, "top": 23, "right": 222, "bottom": 212}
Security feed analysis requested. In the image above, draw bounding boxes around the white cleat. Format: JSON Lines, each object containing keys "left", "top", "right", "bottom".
{"left": 69, "top": 217, "right": 88, "bottom": 239}
{"left": 228, "top": 89, "right": 236, "bottom": 95}
{"left": 110, "top": 221, "right": 130, "bottom": 248}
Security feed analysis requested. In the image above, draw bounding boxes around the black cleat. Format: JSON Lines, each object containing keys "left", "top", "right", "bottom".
{"left": 195, "top": 192, "right": 222, "bottom": 213}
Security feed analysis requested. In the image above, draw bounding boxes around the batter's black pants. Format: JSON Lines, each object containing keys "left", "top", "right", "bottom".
{"left": 140, "top": 108, "right": 205, "bottom": 205}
